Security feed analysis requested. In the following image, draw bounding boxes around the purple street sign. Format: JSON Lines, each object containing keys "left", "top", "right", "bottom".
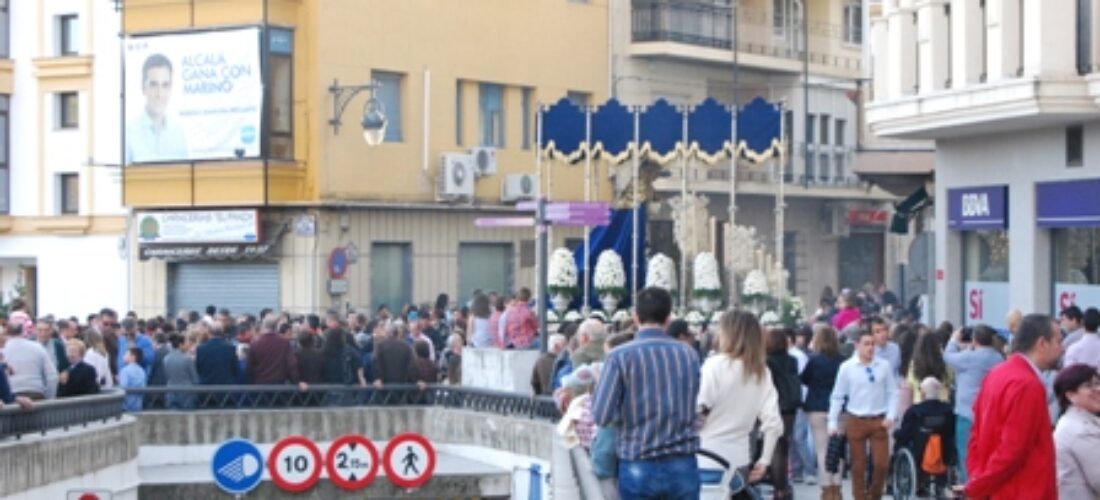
{"left": 475, "top": 217, "right": 536, "bottom": 228}
{"left": 1037, "top": 178, "right": 1100, "bottom": 227}
{"left": 947, "top": 185, "right": 1008, "bottom": 230}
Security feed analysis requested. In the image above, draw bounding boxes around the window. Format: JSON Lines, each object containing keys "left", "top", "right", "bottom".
{"left": 479, "top": 83, "right": 504, "bottom": 147}
{"left": 819, "top": 114, "right": 830, "bottom": 144}
{"left": 456, "top": 81, "right": 464, "bottom": 146}
{"left": 843, "top": 3, "right": 862, "bottom": 44}
{"left": 819, "top": 154, "right": 831, "bottom": 182}
{"left": 835, "top": 153, "right": 846, "bottom": 180}
{"left": 458, "top": 243, "right": 514, "bottom": 305}
{"left": 370, "top": 243, "right": 412, "bottom": 312}
{"left": 0, "top": 0, "right": 8, "bottom": 58}
{"left": 522, "top": 88, "right": 533, "bottom": 150}
{"left": 372, "top": 71, "right": 403, "bottom": 143}
{"left": 0, "top": 95, "right": 8, "bottom": 214}
{"left": 805, "top": 113, "right": 815, "bottom": 144}
{"left": 805, "top": 152, "right": 815, "bottom": 181}
{"left": 58, "top": 173, "right": 78, "bottom": 214}
{"left": 567, "top": 91, "right": 591, "bottom": 107}
{"left": 1067, "top": 125, "right": 1084, "bottom": 167}
{"left": 835, "top": 118, "right": 847, "bottom": 146}
{"left": 267, "top": 28, "right": 293, "bottom": 159}
{"left": 58, "top": 14, "right": 79, "bottom": 56}
{"left": 1079, "top": 0, "right": 1091, "bottom": 75}
{"left": 773, "top": 0, "right": 791, "bottom": 36}
{"left": 57, "top": 92, "right": 78, "bottom": 129}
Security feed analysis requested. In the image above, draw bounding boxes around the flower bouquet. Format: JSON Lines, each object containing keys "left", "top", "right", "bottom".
{"left": 692, "top": 252, "right": 722, "bottom": 313}
{"left": 684, "top": 310, "right": 706, "bottom": 326}
{"left": 594, "top": 250, "right": 627, "bottom": 313}
{"left": 549, "top": 248, "right": 578, "bottom": 312}
{"left": 645, "top": 253, "right": 677, "bottom": 292}
{"left": 742, "top": 270, "right": 772, "bottom": 314}
{"left": 760, "top": 310, "right": 781, "bottom": 327}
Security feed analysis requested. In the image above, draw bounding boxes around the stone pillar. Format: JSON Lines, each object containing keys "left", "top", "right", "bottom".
{"left": 935, "top": 179, "right": 963, "bottom": 327}
{"left": 887, "top": 0, "right": 918, "bottom": 95}
{"left": 1007, "top": 175, "right": 1051, "bottom": 315}
{"left": 951, "top": 0, "right": 983, "bottom": 87}
{"left": 1023, "top": 0, "right": 1078, "bottom": 77}
{"left": 918, "top": 0, "right": 951, "bottom": 91}
{"left": 986, "top": 0, "right": 1022, "bottom": 81}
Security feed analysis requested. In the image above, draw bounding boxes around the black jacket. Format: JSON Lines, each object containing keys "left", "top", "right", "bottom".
{"left": 60, "top": 361, "right": 101, "bottom": 398}
{"left": 800, "top": 353, "right": 845, "bottom": 413}
{"left": 195, "top": 337, "right": 239, "bottom": 385}
{"left": 766, "top": 352, "right": 802, "bottom": 414}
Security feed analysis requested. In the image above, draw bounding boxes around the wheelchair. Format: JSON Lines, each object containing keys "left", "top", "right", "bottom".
{"left": 889, "top": 402, "right": 960, "bottom": 500}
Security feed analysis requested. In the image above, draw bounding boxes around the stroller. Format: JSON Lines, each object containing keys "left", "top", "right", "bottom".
{"left": 890, "top": 398, "right": 959, "bottom": 499}
{"left": 698, "top": 427, "right": 772, "bottom": 500}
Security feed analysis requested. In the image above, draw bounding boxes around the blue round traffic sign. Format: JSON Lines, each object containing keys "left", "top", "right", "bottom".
{"left": 211, "top": 438, "right": 264, "bottom": 495}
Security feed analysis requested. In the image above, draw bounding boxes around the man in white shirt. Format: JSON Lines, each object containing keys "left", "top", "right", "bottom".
{"left": 1060, "top": 305, "right": 1086, "bottom": 349}
{"left": 1065, "top": 307, "right": 1100, "bottom": 370}
{"left": 870, "top": 317, "right": 901, "bottom": 375}
{"left": 829, "top": 329, "right": 899, "bottom": 500}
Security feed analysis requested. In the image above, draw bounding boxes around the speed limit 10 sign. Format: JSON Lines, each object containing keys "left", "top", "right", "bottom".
{"left": 267, "top": 435, "right": 323, "bottom": 493}
{"left": 325, "top": 434, "right": 381, "bottom": 491}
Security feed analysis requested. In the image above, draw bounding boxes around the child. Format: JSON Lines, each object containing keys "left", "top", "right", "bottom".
{"left": 119, "top": 347, "right": 146, "bottom": 411}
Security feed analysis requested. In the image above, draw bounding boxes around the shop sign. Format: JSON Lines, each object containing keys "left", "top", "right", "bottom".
{"left": 1053, "top": 283, "right": 1100, "bottom": 314}
{"left": 964, "top": 281, "right": 1010, "bottom": 328}
{"left": 1037, "top": 178, "right": 1100, "bottom": 227}
{"left": 139, "top": 243, "right": 271, "bottom": 260}
{"left": 847, "top": 209, "right": 889, "bottom": 226}
{"left": 948, "top": 186, "right": 1008, "bottom": 230}
{"left": 137, "top": 210, "right": 260, "bottom": 244}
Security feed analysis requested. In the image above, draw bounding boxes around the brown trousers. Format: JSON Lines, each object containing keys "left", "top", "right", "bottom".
{"left": 846, "top": 415, "right": 890, "bottom": 500}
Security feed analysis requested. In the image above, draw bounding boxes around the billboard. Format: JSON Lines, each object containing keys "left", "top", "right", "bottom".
{"left": 137, "top": 210, "right": 260, "bottom": 244}
{"left": 125, "top": 28, "right": 263, "bottom": 164}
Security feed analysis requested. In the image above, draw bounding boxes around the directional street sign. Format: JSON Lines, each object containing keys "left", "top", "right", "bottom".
{"left": 268, "top": 435, "right": 323, "bottom": 493}
{"left": 382, "top": 433, "right": 437, "bottom": 489}
{"left": 325, "top": 434, "right": 381, "bottom": 491}
{"left": 211, "top": 438, "right": 264, "bottom": 495}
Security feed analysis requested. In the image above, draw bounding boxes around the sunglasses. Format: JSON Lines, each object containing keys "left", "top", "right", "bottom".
{"left": 865, "top": 365, "right": 875, "bottom": 383}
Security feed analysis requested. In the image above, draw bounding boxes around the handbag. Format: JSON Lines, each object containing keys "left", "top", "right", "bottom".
{"left": 825, "top": 433, "right": 847, "bottom": 474}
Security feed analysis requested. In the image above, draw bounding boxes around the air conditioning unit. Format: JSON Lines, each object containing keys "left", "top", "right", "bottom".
{"left": 438, "top": 153, "right": 476, "bottom": 200}
{"left": 469, "top": 147, "right": 497, "bottom": 177}
{"left": 502, "top": 174, "right": 537, "bottom": 202}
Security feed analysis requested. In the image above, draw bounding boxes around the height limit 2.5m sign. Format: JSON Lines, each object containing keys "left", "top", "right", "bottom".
{"left": 325, "top": 434, "right": 381, "bottom": 491}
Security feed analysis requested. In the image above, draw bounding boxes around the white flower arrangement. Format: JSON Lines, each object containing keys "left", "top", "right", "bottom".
{"left": 692, "top": 252, "right": 722, "bottom": 299}
{"left": 684, "top": 310, "right": 706, "bottom": 325}
{"left": 760, "top": 310, "right": 781, "bottom": 326}
{"left": 564, "top": 310, "right": 583, "bottom": 322}
{"left": 710, "top": 310, "right": 725, "bottom": 324}
{"left": 545, "top": 310, "right": 559, "bottom": 323}
{"left": 742, "top": 269, "right": 771, "bottom": 301}
{"left": 548, "top": 248, "right": 578, "bottom": 296}
{"left": 728, "top": 225, "right": 759, "bottom": 275}
{"left": 611, "top": 309, "right": 632, "bottom": 323}
{"left": 645, "top": 253, "right": 677, "bottom": 291}
{"left": 594, "top": 250, "right": 627, "bottom": 298}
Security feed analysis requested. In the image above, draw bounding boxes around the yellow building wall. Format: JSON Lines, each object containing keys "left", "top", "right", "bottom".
{"left": 123, "top": 0, "right": 611, "bottom": 207}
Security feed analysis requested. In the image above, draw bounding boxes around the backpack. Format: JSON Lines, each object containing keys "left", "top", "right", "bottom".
{"left": 921, "top": 433, "right": 947, "bottom": 475}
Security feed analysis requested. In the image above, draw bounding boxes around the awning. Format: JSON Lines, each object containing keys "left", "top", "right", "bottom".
{"left": 139, "top": 221, "right": 287, "bottom": 261}
{"left": 853, "top": 150, "right": 935, "bottom": 197}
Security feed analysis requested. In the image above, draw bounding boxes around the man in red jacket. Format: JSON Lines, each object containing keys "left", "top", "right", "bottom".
{"left": 961, "top": 313, "right": 1062, "bottom": 500}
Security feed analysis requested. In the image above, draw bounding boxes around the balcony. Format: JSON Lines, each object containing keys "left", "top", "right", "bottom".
{"left": 630, "top": 1, "right": 862, "bottom": 77}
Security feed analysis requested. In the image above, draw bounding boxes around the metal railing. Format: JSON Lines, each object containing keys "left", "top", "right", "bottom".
{"left": 630, "top": 0, "right": 861, "bottom": 71}
{"left": 0, "top": 390, "right": 125, "bottom": 440}
{"left": 124, "top": 384, "right": 562, "bottom": 421}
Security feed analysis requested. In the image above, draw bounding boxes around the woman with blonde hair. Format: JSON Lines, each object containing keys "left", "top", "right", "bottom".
{"left": 82, "top": 329, "right": 114, "bottom": 388}
{"left": 697, "top": 310, "right": 783, "bottom": 497}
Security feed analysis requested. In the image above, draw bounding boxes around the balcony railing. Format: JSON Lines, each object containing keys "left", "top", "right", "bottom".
{"left": 631, "top": 0, "right": 861, "bottom": 71}
{"left": 0, "top": 390, "right": 124, "bottom": 440}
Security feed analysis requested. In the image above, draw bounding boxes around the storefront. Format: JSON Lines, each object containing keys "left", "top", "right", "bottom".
{"left": 838, "top": 209, "right": 888, "bottom": 292}
{"left": 948, "top": 185, "right": 1010, "bottom": 326}
{"left": 1039, "top": 178, "right": 1100, "bottom": 313}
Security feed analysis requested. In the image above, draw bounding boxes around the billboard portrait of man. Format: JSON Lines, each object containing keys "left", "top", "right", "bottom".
{"left": 126, "top": 54, "right": 189, "bottom": 163}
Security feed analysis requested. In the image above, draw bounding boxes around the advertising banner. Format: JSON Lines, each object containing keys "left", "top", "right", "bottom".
{"left": 137, "top": 210, "right": 260, "bottom": 244}
{"left": 964, "top": 281, "right": 1010, "bottom": 328}
{"left": 125, "top": 28, "right": 262, "bottom": 163}
{"left": 1053, "top": 283, "right": 1100, "bottom": 314}
{"left": 947, "top": 185, "right": 1008, "bottom": 230}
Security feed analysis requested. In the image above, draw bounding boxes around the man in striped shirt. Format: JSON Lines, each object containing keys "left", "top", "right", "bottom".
{"left": 592, "top": 287, "right": 701, "bottom": 499}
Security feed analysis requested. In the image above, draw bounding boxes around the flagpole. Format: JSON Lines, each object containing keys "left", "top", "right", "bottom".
{"left": 536, "top": 107, "right": 548, "bottom": 352}
{"left": 679, "top": 107, "right": 689, "bottom": 313}
{"left": 776, "top": 102, "right": 787, "bottom": 300}
{"left": 631, "top": 106, "right": 641, "bottom": 304}
{"left": 583, "top": 106, "right": 592, "bottom": 314}
{"left": 729, "top": 0, "right": 739, "bottom": 308}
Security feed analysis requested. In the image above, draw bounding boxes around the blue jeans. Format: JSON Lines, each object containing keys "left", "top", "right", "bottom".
{"left": 792, "top": 409, "right": 817, "bottom": 478}
{"left": 956, "top": 415, "right": 971, "bottom": 482}
{"left": 618, "top": 454, "right": 700, "bottom": 499}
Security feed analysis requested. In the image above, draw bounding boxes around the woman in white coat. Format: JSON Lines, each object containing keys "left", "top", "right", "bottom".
{"left": 697, "top": 310, "right": 783, "bottom": 498}
{"left": 1053, "top": 363, "right": 1100, "bottom": 500}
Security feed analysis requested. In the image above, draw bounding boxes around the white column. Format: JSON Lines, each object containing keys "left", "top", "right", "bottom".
{"left": 935, "top": 180, "right": 962, "bottom": 326}
{"left": 1023, "top": 0, "right": 1078, "bottom": 77}
{"left": 951, "top": 0, "right": 983, "bottom": 87}
{"left": 871, "top": 12, "right": 891, "bottom": 99}
{"left": 918, "top": 0, "right": 951, "bottom": 92}
{"left": 1007, "top": 177, "right": 1051, "bottom": 315}
{"left": 887, "top": 0, "right": 918, "bottom": 96}
{"left": 986, "top": 0, "right": 1022, "bottom": 82}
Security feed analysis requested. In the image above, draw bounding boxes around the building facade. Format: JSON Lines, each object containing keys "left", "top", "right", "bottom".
{"left": 611, "top": 0, "right": 910, "bottom": 306}
{"left": 122, "top": 0, "right": 607, "bottom": 318}
{"left": 0, "top": 0, "right": 128, "bottom": 318}
{"left": 868, "top": 0, "right": 1099, "bottom": 327}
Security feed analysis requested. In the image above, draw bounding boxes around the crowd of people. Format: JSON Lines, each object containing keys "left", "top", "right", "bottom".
{"left": 0, "top": 287, "right": 542, "bottom": 412}
{"left": 551, "top": 288, "right": 1100, "bottom": 500}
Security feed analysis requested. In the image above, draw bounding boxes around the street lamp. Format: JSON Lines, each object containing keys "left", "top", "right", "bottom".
{"left": 328, "top": 79, "right": 387, "bottom": 146}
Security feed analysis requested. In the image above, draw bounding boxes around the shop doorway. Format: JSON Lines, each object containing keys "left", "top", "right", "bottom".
{"left": 838, "top": 232, "right": 884, "bottom": 291}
